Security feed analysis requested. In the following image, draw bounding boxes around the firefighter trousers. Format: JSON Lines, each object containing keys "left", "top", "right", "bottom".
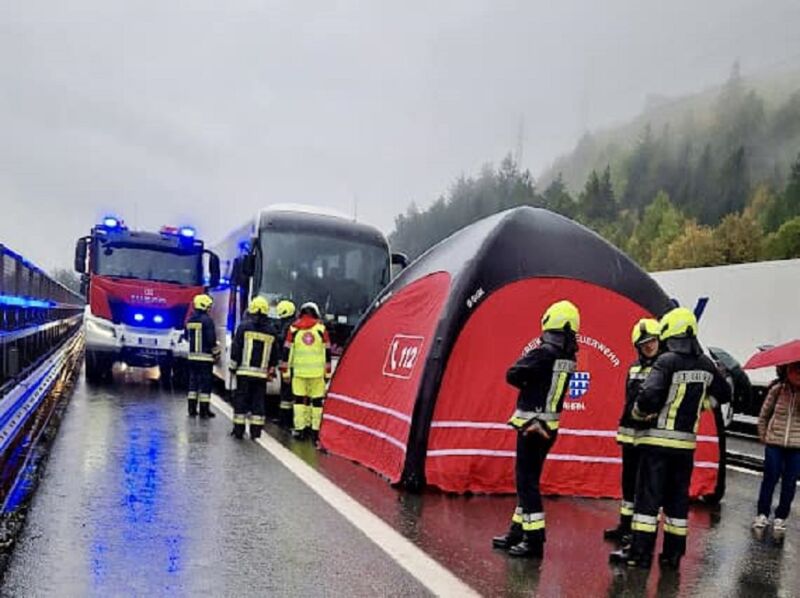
{"left": 187, "top": 361, "right": 213, "bottom": 417}
{"left": 278, "top": 378, "right": 294, "bottom": 429}
{"left": 510, "top": 431, "right": 556, "bottom": 546}
{"left": 617, "top": 443, "right": 641, "bottom": 532}
{"left": 292, "top": 376, "right": 326, "bottom": 433}
{"left": 630, "top": 447, "right": 693, "bottom": 560}
{"left": 233, "top": 376, "right": 266, "bottom": 439}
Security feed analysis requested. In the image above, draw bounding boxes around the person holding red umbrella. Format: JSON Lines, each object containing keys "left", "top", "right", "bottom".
{"left": 752, "top": 360, "right": 800, "bottom": 539}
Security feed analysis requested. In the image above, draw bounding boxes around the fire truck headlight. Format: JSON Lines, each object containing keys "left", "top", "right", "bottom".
{"left": 133, "top": 313, "right": 145, "bottom": 323}
{"left": 153, "top": 314, "right": 165, "bottom": 324}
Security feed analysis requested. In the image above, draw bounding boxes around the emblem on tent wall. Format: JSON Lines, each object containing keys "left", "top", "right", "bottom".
{"left": 569, "top": 372, "right": 591, "bottom": 399}
{"left": 383, "top": 334, "right": 425, "bottom": 380}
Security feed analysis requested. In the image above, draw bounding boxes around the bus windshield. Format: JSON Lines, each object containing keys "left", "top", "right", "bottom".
{"left": 95, "top": 243, "right": 203, "bottom": 286}
{"left": 257, "top": 230, "right": 389, "bottom": 322}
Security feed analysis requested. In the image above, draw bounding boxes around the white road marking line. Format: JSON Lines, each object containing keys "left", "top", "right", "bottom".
{"left": 211, "top": 395, "right": 479, "bottom": 598}
{"left": 727, "top": 464, "right": 760, "bottom": 476}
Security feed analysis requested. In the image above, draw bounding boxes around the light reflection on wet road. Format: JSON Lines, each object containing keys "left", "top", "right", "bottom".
{"left": 1, "top": 375, "right": 428, "bottom": 597}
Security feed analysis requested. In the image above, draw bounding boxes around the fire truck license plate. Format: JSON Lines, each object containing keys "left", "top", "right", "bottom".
{"left": 138, "top": 337, "right": 158, "bottom": 347}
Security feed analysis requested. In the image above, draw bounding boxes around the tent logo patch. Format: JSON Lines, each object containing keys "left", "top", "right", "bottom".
{"left": 383, "top": 334, "right": 425, "bottom": 380}
{"left": 568, "top": 371, "right": 591, "bottom": 399}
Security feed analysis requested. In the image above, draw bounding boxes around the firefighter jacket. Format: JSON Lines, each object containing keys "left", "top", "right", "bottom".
{"left": 506, "top": 330, "right": 578, "bottom": 432}
{"left": 281, "top": 315, "right": 332, "bottom": 379}
{"left": 633, "top": 338, "right": 731, "bottom": 452}
{"left": 229, "top": 314, "right": 280, "bottom": 379}
{"left": 616, "top": 356, "right": 658, "bottom": 444}
{"left": 185, "top": 310, "right": 218, "bottom": 362}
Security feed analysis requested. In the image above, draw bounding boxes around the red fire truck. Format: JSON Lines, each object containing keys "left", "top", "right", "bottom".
{"left": 74, "top": 216, "right": 220, "bottom": 383}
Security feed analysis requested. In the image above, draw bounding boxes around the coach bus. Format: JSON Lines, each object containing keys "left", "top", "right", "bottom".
{"left": 210, "top": 204, "right": 407, "bottom": 389}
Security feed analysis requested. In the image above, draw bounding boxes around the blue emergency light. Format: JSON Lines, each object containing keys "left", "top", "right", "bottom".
{"left": 103, "top": 216, "right": 121, "bottom": 228}
{"left": 179, "top": 227, "right": 196, "bottom": 238}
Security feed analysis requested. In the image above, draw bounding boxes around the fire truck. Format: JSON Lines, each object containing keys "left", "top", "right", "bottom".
{"left": 74, "top": 216, "right": 220, "bottom": 383}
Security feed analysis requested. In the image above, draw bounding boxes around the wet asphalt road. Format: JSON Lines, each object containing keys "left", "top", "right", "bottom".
{"left": 3, "top": 369, "right": 800, "bottom": 597}
{"left": 1, "top": 373, "right": 428, "bottom": 597}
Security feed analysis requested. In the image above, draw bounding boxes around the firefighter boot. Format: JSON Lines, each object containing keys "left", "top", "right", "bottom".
{"left": 508, "top": 532, "right": 544, "bottom": 559}
{"left": 231, "top": 418, "right": 245, "bottom": 439}
{"left": 604, "top": 525, "right": 631, "bottom": 546}
{"left": 187, "top": 398, "right": 198, "bottom": 417}
{"left": 279, "top": 402, "right": 293, "bottom": 429}
{"left": 199, "top": 395, "right": 216, "bottom": 419}
{"left": 492, "top": 523, "right": 523, "bottom": 550}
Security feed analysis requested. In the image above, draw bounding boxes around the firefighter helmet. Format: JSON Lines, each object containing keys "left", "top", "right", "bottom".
{"left": 193, "top": 294, "right": 213, "bottom": 311}
{"left": 631, "top": 318, "right": 660, "bottom": 345}
{"left": 659, "top": 307, "right": 697, "bottom": 340}
{"left": 276, "top": 299, "right": 296, "bottom": 319}
{"left": 248, "top": 296, "right": 270, "bottom": 315}
{"left": 541, "top": 300, "right": 580, "bottom": 333}
{"left": 300, "top": 301, "right": 321, "bottom": 318}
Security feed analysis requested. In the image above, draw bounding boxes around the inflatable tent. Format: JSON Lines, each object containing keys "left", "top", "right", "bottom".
{"left": 321, "top": 207, "right": 723, "bottom": 498}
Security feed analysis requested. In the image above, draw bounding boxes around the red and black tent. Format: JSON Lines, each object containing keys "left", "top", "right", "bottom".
{"left": 321, "top": 207, "right": 723, "bottom": 498}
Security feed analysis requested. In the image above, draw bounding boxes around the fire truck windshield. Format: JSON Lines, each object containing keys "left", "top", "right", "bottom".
{"left": 257, "top": 230, "right": 389, "bottom": 322}
{"left": 95, "top": 243, "right": 202, "bottom": 286}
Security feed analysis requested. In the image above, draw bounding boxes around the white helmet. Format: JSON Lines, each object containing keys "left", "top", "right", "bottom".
{"left": 300, "top": 302, "right": 321, "bottom": 318}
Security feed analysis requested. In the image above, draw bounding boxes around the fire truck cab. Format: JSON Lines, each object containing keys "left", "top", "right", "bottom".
{"left": 75, "top": 216, "right": 220, "bottom": 384}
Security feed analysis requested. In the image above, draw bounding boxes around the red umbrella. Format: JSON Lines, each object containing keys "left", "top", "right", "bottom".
{"left": 744, "top": 339, "right": 800, "bottom": 370}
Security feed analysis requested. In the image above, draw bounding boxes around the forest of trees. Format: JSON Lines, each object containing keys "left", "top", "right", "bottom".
{"left": 389, "top": 65, "right": 800, "bottom": 271}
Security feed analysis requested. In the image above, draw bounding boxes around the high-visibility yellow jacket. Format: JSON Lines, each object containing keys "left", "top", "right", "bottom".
{"left": 281, "top": 315, "right": 331, "bottom": 379}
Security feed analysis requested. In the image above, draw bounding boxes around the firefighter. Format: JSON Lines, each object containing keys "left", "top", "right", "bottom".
{"left": 281, "top": 302, "right": 331, "bottom": 445}
{"left": 229, "top": 296, "right": 280, "bottom": 440}
{"left": 610, "top": 307, "right": 730, "bottom": 569}
{"left": 492, "top": 300, "right": 580, "bottom": 559}
{"left": 185, "top": 293, "right": 219, "bottom": 418}
{"left": 603, "top": 318, "right": 661, "bottom": 546}
{"left": 276, "top": 299, "right": 297, "bottom": 430}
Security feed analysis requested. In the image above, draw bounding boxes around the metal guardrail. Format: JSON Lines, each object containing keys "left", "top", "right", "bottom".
{"left": 0, "top": 245, "right": 84, "bottom": 393}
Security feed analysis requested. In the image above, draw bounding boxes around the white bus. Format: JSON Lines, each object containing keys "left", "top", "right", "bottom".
{"left": 210, "top": 205, "right": 407, "bottom": 389}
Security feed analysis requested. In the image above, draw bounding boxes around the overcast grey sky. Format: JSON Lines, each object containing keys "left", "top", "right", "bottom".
{"left": 2, "top": 0, "right": 800, "bottom": 269}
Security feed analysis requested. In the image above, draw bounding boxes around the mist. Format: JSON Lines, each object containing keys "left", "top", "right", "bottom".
{"left": 1, "top": 0, "right": 799, "bottom": 269}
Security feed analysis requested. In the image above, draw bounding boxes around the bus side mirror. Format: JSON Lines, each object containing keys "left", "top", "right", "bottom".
{"left": 74, "top": 238, "right": 88, "bottom": 273}
{"left": 232, "top": 254, "right": 254, "bottom": 286}
{"left": 206, "top": 251, "right": 221, "bottom": 289}
{"left": 391, "top": 252, "right": 409, "bottom": 270}
{"left": 241, "top": 254, "right": 255, "bottom": 278}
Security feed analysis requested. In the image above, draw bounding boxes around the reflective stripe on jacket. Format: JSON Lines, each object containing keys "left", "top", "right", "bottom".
{"left": 633, "top": 343, "right": 730, "bottom": 452}
{"left": 506, "top": 335, "right": 577, "bottom": 432}
{"left": 185, "top": 310, "right": 217, "bottom": 362}
{"left": 617, "top": 362, "right": 653, "bottom": 444}
{"left": 230, "top": 313, "right": 280, "bottom": 379}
